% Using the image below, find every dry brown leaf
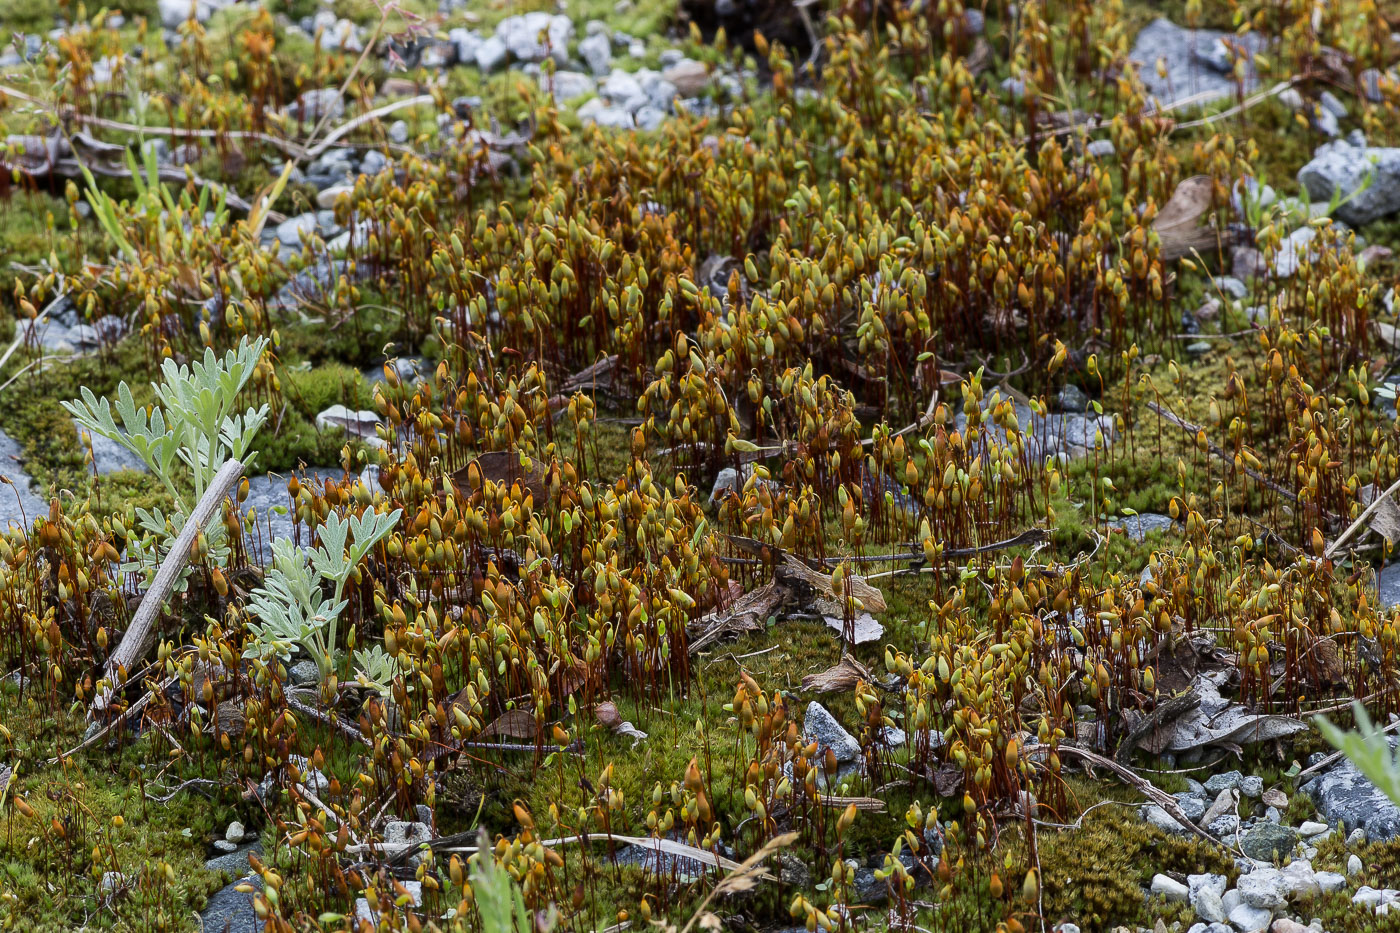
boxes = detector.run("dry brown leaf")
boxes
[1361,482,1400,544]
[451,451,549,504]
[802,656,871,693]
[932,762,964,798]
[782,554,887,613]
[480,709,537,740]
[1153,175,1221,261]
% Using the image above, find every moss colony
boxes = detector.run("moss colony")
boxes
[2,0,1400,931]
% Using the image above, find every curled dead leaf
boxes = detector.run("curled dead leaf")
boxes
[480,709,537,740]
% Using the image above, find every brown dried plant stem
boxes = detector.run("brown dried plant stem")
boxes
[1325,474,1400,559]
[90,458,246,718]
[1146,401,1338,525]
[1032,745,1229,850]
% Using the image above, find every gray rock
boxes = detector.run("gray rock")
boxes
[276,212,319,247]
[1348,827,1367,847]
[449,27,480,65]
[1271,226,1316,278]
[1316,870,1345,893]
[1231,246,1267,280]
[1303,738,1400,841]
[285,88,344,124]
[803,701,861,763]
[384,820,432,866]
[1109,512,1174,541]
[211,839,238,853]
[205,840,262,876]
[389,120,408,144]
[315,405,383,447]
[76,425,149,475]
[634,105,666,131]
[601,70,648,112]
[1278,860,1319,899]
[0,429,44,532]
[200,869,263,933]
[1320,90,1348,119]
[354,880,422,926]
[952,396,1115,462]
[359,150,387,177]
[237,469,339,563]
[1226,902,1271,932]
[543,70,595,100]
[1298,138,1400,226]
[578,33,612,75]
[1195,890,1226,923]
[1214,275,1248,298]
[1348,853,1363,876]
[225,821,245,844]
[577,97,634,129]
[159,0,232,28]
[1206,771,1244,794]
[495,12,572,64]
[474,36,508,72]
[1354,885,1400,911]
[1152,873,1190,902]
[1239,822,1297,862]
[1360,68,1391,102]
[288,660,319,687]
[1143,804,1193,836]
[1056,383,1089,412]
[1085,139,1115,158]
[1240,776,1263,798]
[1130,19,1263,107]
[1237,869,1287,909]
[640,72,678,111]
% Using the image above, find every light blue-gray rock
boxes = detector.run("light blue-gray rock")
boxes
[1152,874,1189,902]
[1271,226,1316,278]
[1226,901,1271,932]
[1109,512,1174,541]
[1237,869,1287,909]
[1303,738,1400,841]
[0,429,44,531]
[578,33,611,76]
[601,70,647,112]
[577,97,634,129]
[803,701,861,763]
[543,70,595,100]
[474,36,508,72]
[1205,771,1243,794]
[275,212,318,247]
[1298,138,1400,226]
[1214,276,1248,299]
[1130,19,1264,107]
[1142,804,1192,836]
[495,12,571,64]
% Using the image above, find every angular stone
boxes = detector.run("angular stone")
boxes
[1237,869,1287,909]
[803,701,861,762]
[1239,823,1297,862]
[1130,19,1264,107]
[1303,738,1400,841]
[1298,138,1400,226]
[1227,902,1272,932]
[1152,873,1190,902]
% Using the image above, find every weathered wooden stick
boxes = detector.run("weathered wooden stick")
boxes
[90,458,246,717]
